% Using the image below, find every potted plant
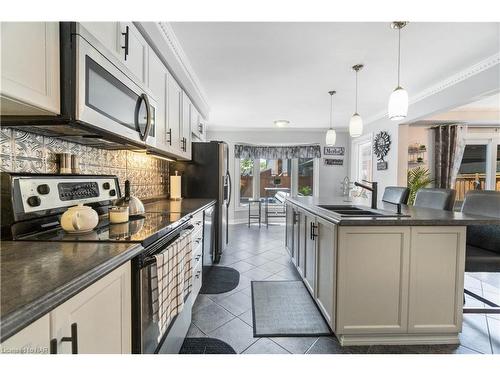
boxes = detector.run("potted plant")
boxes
[407,166,434,205]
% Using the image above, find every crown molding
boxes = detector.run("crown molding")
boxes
[136,22,210,119]
[365,52,500,125]
[207,126,349,133]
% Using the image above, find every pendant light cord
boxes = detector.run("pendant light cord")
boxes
[355,70,358,113]
[329,93,333,130]
[397,27,401,87]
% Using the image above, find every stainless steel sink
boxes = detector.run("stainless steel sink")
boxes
[317,204,406,217]
[318,205,364,211]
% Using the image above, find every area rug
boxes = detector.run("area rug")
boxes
[200,266,240,294]
[179,338,236,354]
[251,280,331,337]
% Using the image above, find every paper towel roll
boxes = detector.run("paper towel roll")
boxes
[170,175,182,200]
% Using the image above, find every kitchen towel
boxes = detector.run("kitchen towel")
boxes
[153,229,193,339]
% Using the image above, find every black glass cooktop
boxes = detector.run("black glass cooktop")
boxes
[17,211,189,245]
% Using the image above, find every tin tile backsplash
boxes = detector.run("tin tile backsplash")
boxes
[0,128,169,200]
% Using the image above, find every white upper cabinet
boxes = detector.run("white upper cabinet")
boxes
[119,22,148,85]
[81,22,148,85]
[79,22,120,57]
[0,22,60,115]
[147,47,167,150]
[166,72,183,155]
[181,92,192,159]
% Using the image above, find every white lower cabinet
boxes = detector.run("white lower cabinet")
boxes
[336,226,411,334]
[1,262,132,354]
[315,217,337,331]
[296,210,306,277]
[407,226,465,333]
[303,212,317,294]
[0,314,51,354]
[51,262,131,354]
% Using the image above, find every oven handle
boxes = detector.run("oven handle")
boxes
[141,93,152,142]
[140,223,195,268]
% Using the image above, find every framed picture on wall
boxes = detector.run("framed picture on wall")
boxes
[324,158,343,166]
[324,146,345,156]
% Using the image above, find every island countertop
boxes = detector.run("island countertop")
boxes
[286,195,500,226]
[0,198,215,343]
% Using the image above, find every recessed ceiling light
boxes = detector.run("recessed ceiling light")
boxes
[274,120,290,128]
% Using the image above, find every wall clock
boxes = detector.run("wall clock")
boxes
[373,131,391,162]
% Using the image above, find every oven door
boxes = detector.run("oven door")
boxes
[74,33,156,146]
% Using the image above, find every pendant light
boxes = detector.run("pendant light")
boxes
[325,90,337,146]
[388,21,409,121]
[349,64,364,138]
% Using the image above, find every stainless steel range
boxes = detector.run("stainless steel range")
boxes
[1,173,197,354]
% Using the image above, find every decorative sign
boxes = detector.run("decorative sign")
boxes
[324,158,343,166]
[324,146,345,156]
[373,131,391,162]
[377,161,388,170]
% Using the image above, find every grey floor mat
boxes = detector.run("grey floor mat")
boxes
[200,266,240,294]
[251,280,331,337]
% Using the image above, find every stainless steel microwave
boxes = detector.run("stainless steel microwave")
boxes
[1,22,157,150]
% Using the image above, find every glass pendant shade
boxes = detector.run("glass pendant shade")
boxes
[325,129,337,146]
[388,86,408,121]
[349,113,363,138]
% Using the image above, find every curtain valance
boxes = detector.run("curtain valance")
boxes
[234,144,321,159]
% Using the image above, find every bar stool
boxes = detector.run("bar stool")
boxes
[414,188,456,211]
[247,199,262,227]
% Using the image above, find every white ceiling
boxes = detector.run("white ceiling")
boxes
[170,22,500,130]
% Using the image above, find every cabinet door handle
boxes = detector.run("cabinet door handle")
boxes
[61,323,78,354]
[50,338,58,354]
[195,255,201,261]
[198,123,203,134]
[167,129,172,145]
[121,25,129,61]
[310,222,318,240]
[195,271,201,279]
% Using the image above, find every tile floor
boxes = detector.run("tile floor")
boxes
[187,222,500,354]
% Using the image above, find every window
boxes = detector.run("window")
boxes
[358,140,373,182]
[455,145,487,202]
[239,158,254,204]
[259,159,291,199]
[497,144,500,191]
[454,129,500,204]
[298,158,314,196]
[237,157,314,205]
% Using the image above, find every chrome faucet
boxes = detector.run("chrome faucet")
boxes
[354,180,378,209]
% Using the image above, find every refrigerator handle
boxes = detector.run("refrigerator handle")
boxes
[226,171,232,207]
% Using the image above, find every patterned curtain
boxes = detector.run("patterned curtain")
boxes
[234,144,321,159]
[433,124,467,189]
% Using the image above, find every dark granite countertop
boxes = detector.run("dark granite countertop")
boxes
[0,198,215,342]
[286,195,500,226]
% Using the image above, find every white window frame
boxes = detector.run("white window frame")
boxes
[235,156,318,208]
[462,129,500,190]
[350,132,373,183]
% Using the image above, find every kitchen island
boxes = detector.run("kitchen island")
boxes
[285,196,499,346]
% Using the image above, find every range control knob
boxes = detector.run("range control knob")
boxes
[37,184,50,195]
[27,196,41,207]
[109,189,116,197]
[103,182,110,190]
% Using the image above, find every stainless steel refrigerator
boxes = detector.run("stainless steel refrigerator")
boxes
[172,141,231,263]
